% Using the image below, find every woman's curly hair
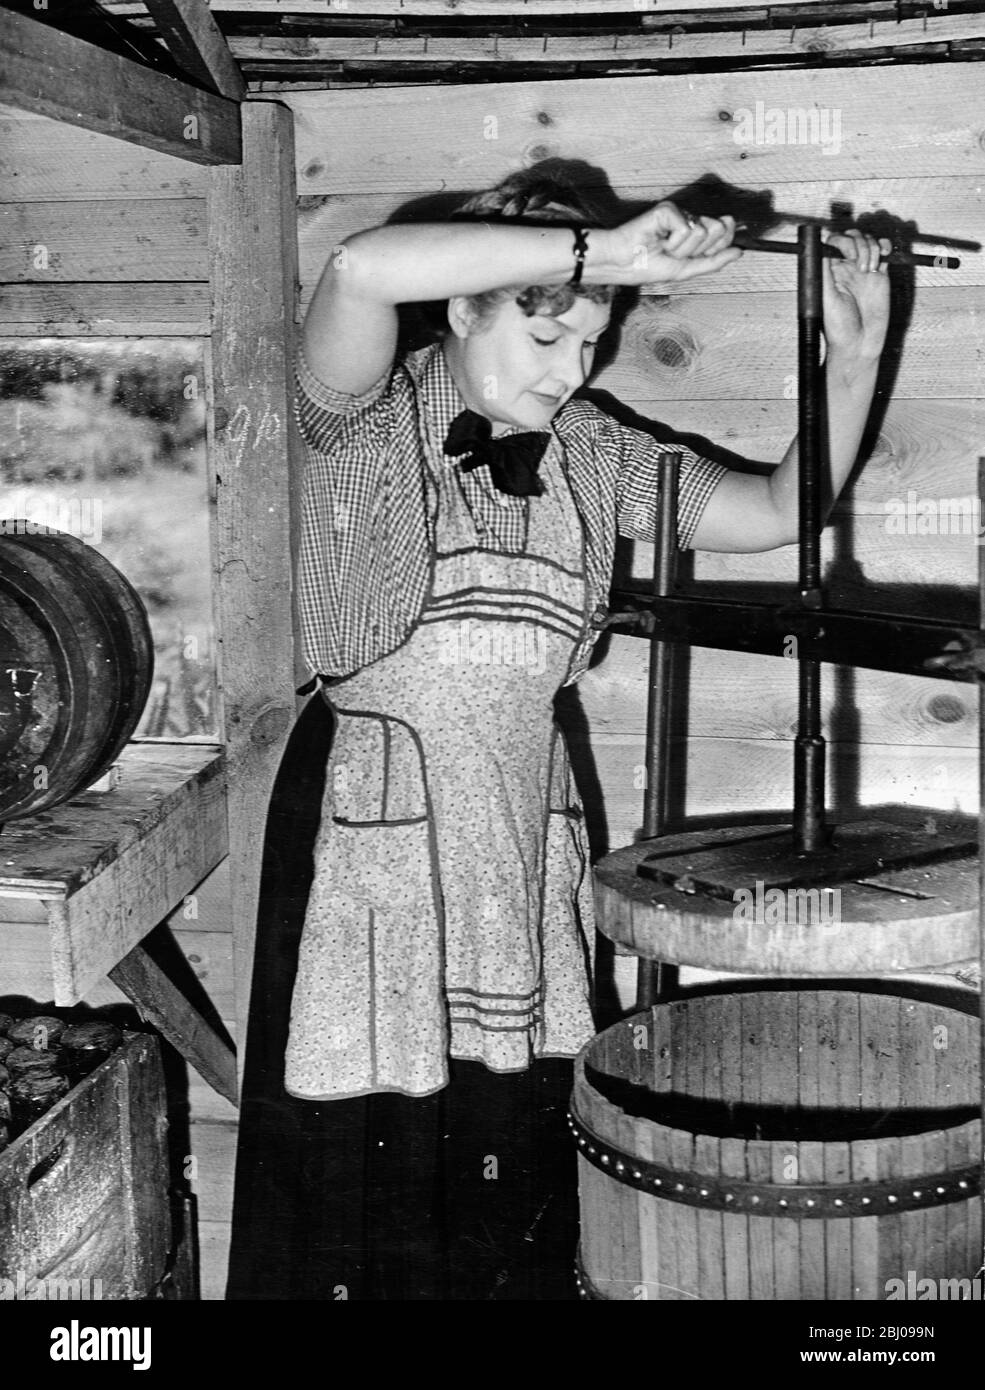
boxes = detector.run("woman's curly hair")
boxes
[450,166,623,325]
[394,161,632,346]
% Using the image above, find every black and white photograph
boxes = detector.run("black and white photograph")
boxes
[1,0,984,1352]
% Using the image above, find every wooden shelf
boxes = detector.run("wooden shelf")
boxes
[0,741,226,1005]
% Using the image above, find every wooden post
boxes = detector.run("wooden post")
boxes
[207,101,303,1075]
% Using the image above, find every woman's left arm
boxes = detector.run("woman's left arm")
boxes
[689,229,892,554]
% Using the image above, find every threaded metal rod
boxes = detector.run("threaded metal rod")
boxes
[978,455,985,1273]
[638,453,680,1010]
[794,224,827,855]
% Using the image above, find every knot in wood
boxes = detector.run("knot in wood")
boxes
[926,693,967,726]
[649,330,699,372]
[249,704,292,748]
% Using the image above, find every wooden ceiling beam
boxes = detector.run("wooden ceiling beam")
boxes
[99,0,924,15]
[143,0,247,98]
[228,13,985,68]
[0,7,241,164]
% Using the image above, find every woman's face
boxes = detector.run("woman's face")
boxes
[445,295,611,436]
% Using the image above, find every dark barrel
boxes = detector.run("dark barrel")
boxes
[0,523,153,822]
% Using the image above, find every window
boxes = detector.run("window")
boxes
[0,338,216,739]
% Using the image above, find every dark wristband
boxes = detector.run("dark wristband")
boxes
[568,227,589,287]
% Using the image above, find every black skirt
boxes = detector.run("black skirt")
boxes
[225,695,580,1301]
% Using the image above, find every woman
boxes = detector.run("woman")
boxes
[228,168,890,1300]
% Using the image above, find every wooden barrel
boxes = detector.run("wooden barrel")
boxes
[570,988,982,1300]
[0,525,153,822]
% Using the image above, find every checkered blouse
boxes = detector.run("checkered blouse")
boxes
[294,340,728,684]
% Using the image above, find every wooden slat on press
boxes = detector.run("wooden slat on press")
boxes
[936,1010,978,1279]
[602,1019,641,1299]
[739,994,770,1300]
[574,1052,605,1290]
[616,1107,642,1300]
[720,995,749,1300]
[796,992,824,1300]
[0,200,208,283]
[577,1152,602,1291]
[823,992,859,1300]
[691,1002,723,1307]
[897,999,932,1283]
[644,1003,668,1097]
[655,1003,685,1298]
[699,994,724,1104]
[853,993,885,1300]
[653,1016,680,1302]
[695,1131,725,1300]
[634,1107,662,1301]
[956,1121,982,1280]
[922,1125,951,1279]
[287,67,985,198]
[671,1124,700,1300]
[767,992,800,1299]
[670,997,690,1098]
[924,1003,957,1278]
[721,1133,750,1301]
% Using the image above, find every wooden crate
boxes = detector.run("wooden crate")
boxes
[0,1032,172,1300]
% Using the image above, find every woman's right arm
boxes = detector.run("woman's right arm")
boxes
[300,209,742,396]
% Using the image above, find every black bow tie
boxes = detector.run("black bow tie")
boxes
[443,408,550,498]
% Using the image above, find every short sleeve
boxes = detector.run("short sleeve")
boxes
[294,346,431,678]
[606,420,729,550]
[293,341,393,451]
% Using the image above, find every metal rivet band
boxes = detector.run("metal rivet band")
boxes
[567,1106,980,1220]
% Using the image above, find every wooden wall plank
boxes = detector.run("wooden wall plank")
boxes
[594,287,985,401]
[0,283,209,335]
[0,106,210,202]
[607,399,985,486]
[680,525,980,614]
[581,641,978,749]
[571,736,978,857]
[197,1217,231,1301]
[0,200,208,283]
[0,8,241,166]
[165,857,233,935]
[286,67,985,196]
[297,178,985,306]
[207,100,304,1067]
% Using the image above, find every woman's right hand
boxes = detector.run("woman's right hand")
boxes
[602,201,743,285]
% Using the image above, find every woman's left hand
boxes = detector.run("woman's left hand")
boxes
[821,228,892,363]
